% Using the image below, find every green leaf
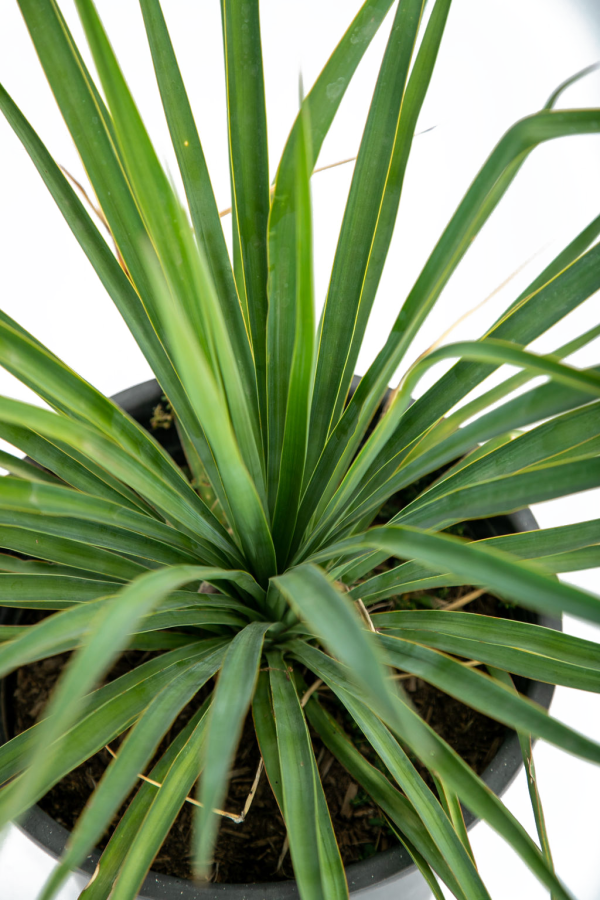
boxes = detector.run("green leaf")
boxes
[252,670,283,809]
[397,458,600,533]
[0,639,223,790]
[302,340,600,555]
[0,420,155,515]
[377,632,600,763]
[72,0,207,350]
[0,573,119,609]
[0,566,231,829]
[0,524,146,581]
[15,0,167,334]
[313,760,348,900]
[291,640,572,900]
[0,477,210,558]
[348,517,600,601]
[271,93,315,564]
[0,582,254,674]
[392,829,449,900]
[230,181,250,330]
[0,627,198,653]
[0,553,118,582]
[0,477,266,601]
[534,546,600,574]
[400,400,600,515]
[544,62,600,110]
[308,0,438,474]
[128,631,197,651]
[374,610,600,681]
[144,260,276,582]
[0,449,60,484]
[366,106,600,396]
[266,0,395,508]
[139,0,259,429]
[40,646,225,900]
[294,0,450,548]
[0,317,225,525]
[320,449,600,585]
[0,599,114,676]
[312,0,454,495]
[8,0,245,518]
[175,417,231,525]
[109,701,212,900]
[0,509,197,567]
[0,82,219,482]
[289,670,348,900]
[135,607,247,633]
[344,365,600,545]
[402,320,600,474]
[274,564,400,727]
[298,143,600,550]
[0,570,260,621]
[304,694,469,900]
[78,695,212,900]
[355,237,600,522]
[326,525,600,625]
[268,650,346,900]
[294,647,489,900]
[195,620,272,875]
[221,0,270,429]
[73,0,267,502]
[488,668,555,885]
[433,776,474,866]
[0,396,238,566]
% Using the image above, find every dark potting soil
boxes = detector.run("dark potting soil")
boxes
[8,590,515,886]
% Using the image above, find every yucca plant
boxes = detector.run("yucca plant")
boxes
[0,0,599,898]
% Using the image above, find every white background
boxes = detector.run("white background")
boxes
[0,0,599,898]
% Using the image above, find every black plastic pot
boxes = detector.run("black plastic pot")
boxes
[0,378,560,899]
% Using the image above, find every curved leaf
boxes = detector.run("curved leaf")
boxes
[0,477,208,557]
[297,142,600,548]
[0,510,196,567]
[291,640,572,900]
[78,695,212,900]
[0,566,234,829]
[139,0,258,428]
[268,650,346,900]
[305,694,469,900]
[0,396,238,565]
[325,525,600,625]
[302,340,600,556]
[221,0,270,427]
[0,524,146,581]
[377,632,600,762]
[0,449,60,484]
[40,647,224,900]
[266,0,395,505]
[0,639,223,789]
[195,621,272,875]
[375,610,600,673]
[347,517,600,601]
[308,0,442,474]
[109,702,211,900]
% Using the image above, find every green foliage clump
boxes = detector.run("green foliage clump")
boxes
[0,1,599,899]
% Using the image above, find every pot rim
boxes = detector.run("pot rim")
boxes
[0,378,560,899]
